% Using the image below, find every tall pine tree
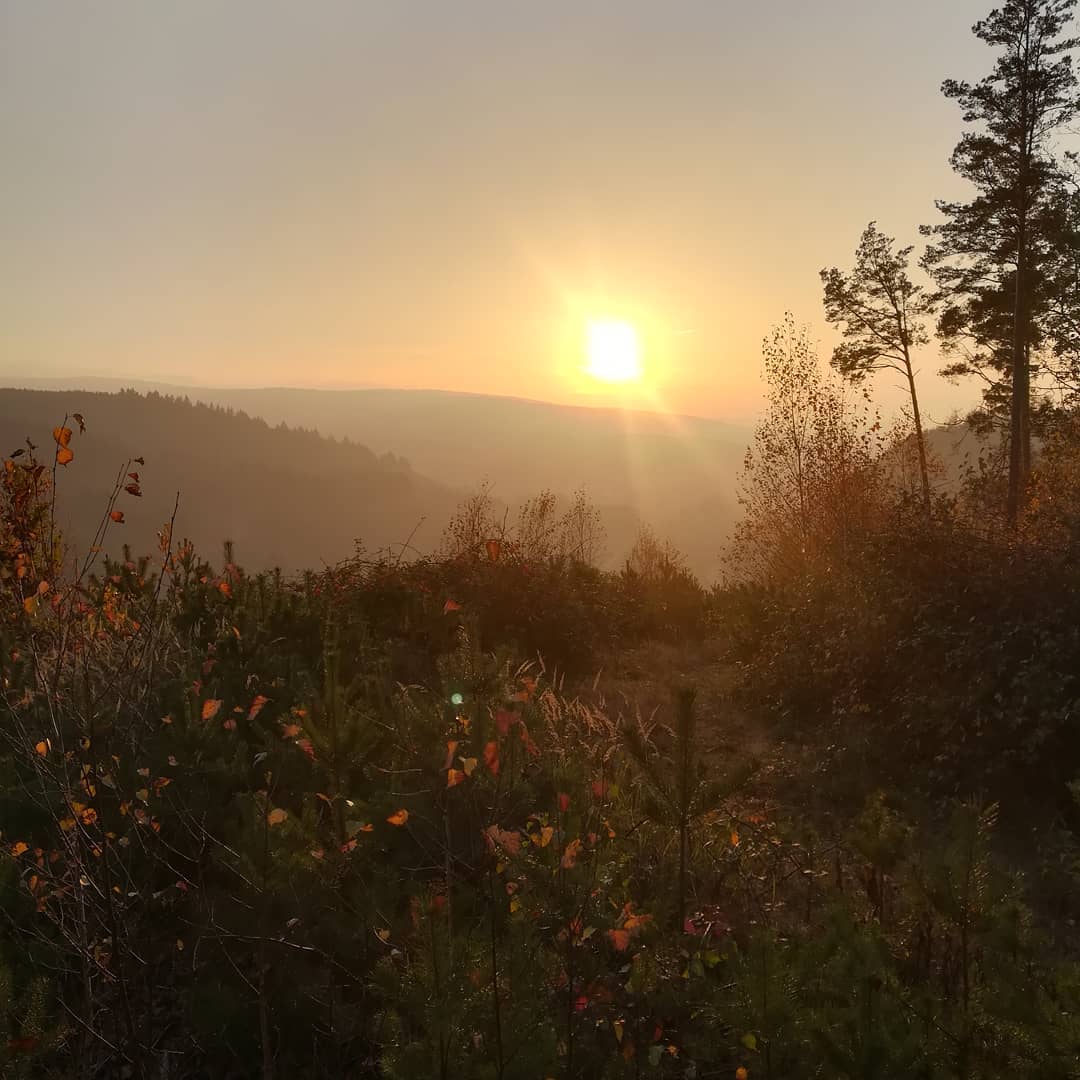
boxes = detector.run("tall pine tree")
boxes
[922,0,1078,522]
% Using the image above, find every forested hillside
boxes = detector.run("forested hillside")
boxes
[0,389,462,571]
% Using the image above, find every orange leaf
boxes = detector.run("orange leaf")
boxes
[267,808,287,826]
[447,768,465,788]
[34,740,48,757]
[736,1069,749,1080]
[485,538,501,562]
[109,510,125,524]
[537,825,554,848]
[443,740,459,770]
[386,808,409,827]
[52,426,72,447]
[201,699,222,721]
[443,599,462,614]
[561,837,583,869]
[80,807,98,826]
[730,830,740,848]
[282,723,302,737]
[295,737,315,760]
[462,756,478,777]
[56,446,74,466]
[608,928,632,952]
[10,841,28,857]
[248,695,269,720]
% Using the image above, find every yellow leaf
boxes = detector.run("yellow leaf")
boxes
[10,841,28,857]
[462,757,478,777]
[267,808,288,826]
[375,928,391,943]
[538,825,554,848]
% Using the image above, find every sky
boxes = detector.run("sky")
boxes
[1,0,994,423]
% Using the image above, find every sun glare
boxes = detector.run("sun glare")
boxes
[585,319,643,383]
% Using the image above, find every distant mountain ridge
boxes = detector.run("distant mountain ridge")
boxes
[12,379,753,579]
[0,388,462,572]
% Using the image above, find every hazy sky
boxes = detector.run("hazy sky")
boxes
[2,1,993,421]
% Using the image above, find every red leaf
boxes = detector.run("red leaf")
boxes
[483,740,500,776]
[558,793,570,812]
[109,510,125,524]
[495,709,514,735]
[201,699,222,721]
[443,599,462,614]
[247,694,269,721]
[124,483,142,497]
[608,928,632,951]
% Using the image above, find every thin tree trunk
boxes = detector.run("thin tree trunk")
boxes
[904,353,932,515]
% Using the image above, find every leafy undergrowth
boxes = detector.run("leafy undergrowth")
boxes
[2,420,1080,1080]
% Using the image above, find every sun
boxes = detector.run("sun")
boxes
[584,319,643,383]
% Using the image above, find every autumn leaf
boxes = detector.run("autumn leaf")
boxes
[443,599,462,614]
[483,740,500,775]
[386,809,409,827]
[282,723,302,737]
[536,825,554,848]
[461,756,478,777]
[217,580,232,599]
[80,807,98,826]
[247,694,268,721]
[736,1068,749,1080]
[10,841,28,857]
[483,824,522,856]
[446,768,465,788]
[495,708,514,735]
[561,837,583,869]
[558,793,570,812]
[124,483,142,497]
[53,426,72,447]
[56,446,74,466]
[375,928,391,944]
[443,739,459,770]
[72,412,86,433]
[485,538,501,562]
[608,928,632,952]
[267,808,288,826]
[34,740,48,757]
[295,738,315,760]
[109,510,125,524]
[201,699,222,721]
[731,830,740,847]
[591,779,609,799]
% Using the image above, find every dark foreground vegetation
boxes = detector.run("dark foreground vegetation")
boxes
[11,1,1080,1076]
